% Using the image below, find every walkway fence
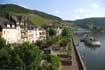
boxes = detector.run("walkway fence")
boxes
[72,38,87,70]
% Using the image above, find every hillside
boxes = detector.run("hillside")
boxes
[73,17,105,30]
[0,4,63,26]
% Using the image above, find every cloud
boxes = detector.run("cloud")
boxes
[74,8,89,13]
[85,14,95,17]
[68,15,82,20]
[91,3,100,8]
[74,16,81,19]
[18,4,29,8]
[54,10,60,14]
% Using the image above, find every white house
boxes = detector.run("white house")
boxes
[55,27,63,36]
[2,25,21,43]
[0,15,47,44]
[27,28,47,43]
[38,28,47,40]
[27,28,39,43]
[0,15,27,44]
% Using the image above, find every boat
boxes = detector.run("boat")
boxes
[80,35,101,46]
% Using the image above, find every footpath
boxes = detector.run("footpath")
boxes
[61,39,79,70]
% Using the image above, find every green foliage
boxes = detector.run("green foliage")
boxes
[47,35,71,48]
[0,4,62,26]
[66,43,71,56]
[0,44,23,70]
[0,41,43,70]
[42,54,60,70]
[47,36,65,46]
[0,37,6,49]
[61,21,73,28]
[14,42,43,70]
[0,38,61,70]
[47,36,57,46]
[36,41,47,49]
[62,28,70,37]
[0,4,77,28]
[59,37,69,47]
[50,55,60,70]
[48,28,57,36]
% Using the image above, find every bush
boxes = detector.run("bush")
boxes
[42,54,60,70]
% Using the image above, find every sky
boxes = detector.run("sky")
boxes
[0,0,105,20]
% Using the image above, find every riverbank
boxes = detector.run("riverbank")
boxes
[72,38,87,70]
[60,38,87,70]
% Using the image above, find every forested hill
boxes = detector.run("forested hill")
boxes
[0,4,63,26]
[73,17,105,30]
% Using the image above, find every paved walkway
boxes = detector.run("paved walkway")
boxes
[61,39,79,70]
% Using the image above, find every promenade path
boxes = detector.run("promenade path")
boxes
[61,39,79,70]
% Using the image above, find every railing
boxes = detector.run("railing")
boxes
[72,38,87,70]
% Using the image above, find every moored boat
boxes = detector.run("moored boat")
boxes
[80,35,101,46]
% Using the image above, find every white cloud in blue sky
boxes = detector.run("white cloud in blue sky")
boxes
[91,3,100,8]
[74,8,89,13]
[54,10,60,14]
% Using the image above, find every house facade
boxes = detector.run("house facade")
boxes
[27,28,47,43]
[0,15,47,44]
[55,27,63,36]
[2,26,21,43]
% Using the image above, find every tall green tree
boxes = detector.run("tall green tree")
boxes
[0,41,43,70]
[62,28,71,37]
[41,54,60,70]
[0,37,6,49]
[14,42,43,70]
[48,28,56,36]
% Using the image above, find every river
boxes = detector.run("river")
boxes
[74,32,105,70]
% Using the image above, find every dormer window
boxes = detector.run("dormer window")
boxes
[16,22,19,25]
[21,22,24,25]
[7,24,10,28]
[12,25,15,28]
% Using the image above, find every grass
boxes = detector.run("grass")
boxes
[0,4,76,27]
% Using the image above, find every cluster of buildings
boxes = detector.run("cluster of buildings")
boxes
[0,15,47,43]
[0,15,63,44]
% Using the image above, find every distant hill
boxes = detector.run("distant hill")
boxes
[0,4,63,26]
[73,17,105,30]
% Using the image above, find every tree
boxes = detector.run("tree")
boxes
[42,54,60,70]
[0,42,43,70]
[48,28,56,36]
[0,44,23,70]
[0,37,6,49]
[14,42,43,70]
[62,28,70,37]
[62,29,68,36]
[50,55,60,70]
[36,41,46,49]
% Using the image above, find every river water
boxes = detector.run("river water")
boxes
[74,32,105,70]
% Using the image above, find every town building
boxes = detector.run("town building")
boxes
[0,15,22,43]
[0,15,47,44]
[55,27,63,36]
[27,27,46,43]
[2,26,21,43]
